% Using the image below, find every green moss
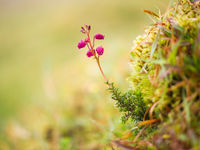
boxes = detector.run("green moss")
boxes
[111,0,200,149]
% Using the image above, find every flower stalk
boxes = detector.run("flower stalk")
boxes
[77,24,108,82]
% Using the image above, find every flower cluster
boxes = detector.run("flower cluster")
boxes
[77,25,105,58]
[77,25,108,82]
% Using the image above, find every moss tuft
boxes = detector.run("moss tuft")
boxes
[111,0,200,149]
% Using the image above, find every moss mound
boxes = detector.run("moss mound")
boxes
[112,0,200,149]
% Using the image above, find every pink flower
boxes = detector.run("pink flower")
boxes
[77,40,86,49]
[96,46,104,55]
[94,34,104,40]
[86,50,94,57]
[84,38,90,43]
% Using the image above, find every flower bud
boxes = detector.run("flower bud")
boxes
[81,26,85,30]
[77,40,86,49]
[85,24,91,31]
[80,30,86,34]
[84,38,90,43]
[94,34,104,40]
[86,50,94,57]
[96,46,104,55]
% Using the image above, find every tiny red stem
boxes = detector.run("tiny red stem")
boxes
[96,58,108,82]
[86,31,108,82]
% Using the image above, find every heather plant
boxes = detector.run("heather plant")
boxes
[77,25,147,123]
[78,0,200,149]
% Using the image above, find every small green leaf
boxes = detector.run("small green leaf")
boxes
[173,24,184,33]
[130,51,135,58]
[183,91,191,125]
[150,30,160,59]
[168,39,182,65]
[158,25,171,37]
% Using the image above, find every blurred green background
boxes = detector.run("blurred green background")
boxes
[0,0,168,149]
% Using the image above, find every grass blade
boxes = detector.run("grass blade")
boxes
[150,30,160,59]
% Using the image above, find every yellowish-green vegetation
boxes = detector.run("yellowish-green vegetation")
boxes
[110,0,200,149]
[5,0,200,149]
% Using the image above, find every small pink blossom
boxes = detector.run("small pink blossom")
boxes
[96,46,104,55]
[86,50,94,57]
[84,38,90,43]
[94,34,104,40]
[77,25,108,81]
[77,40,86,49]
